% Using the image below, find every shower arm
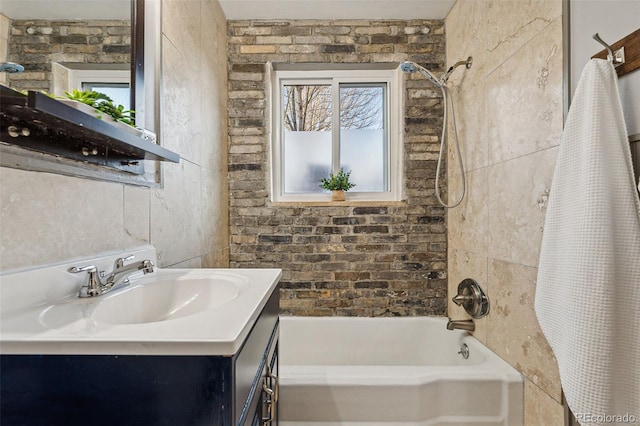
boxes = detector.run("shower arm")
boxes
[439,57,473,84]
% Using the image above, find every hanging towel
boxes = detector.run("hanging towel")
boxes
[535,59,640,424]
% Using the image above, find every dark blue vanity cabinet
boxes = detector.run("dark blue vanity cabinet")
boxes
[236,289,279,426]
[0,288,279,426]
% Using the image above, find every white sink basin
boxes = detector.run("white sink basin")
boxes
[0,247,281,356]
[39,272,248,328]
[91,276,244,324]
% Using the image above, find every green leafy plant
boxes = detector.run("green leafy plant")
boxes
[94,101,136,126]
[319,169,356,191]
[63,89,135,127]
[64,89,111,105]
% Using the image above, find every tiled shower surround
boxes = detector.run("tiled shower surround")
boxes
[445,0,565,423]
[227,19,449,316]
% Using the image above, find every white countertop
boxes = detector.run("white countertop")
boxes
[0,247,281,356]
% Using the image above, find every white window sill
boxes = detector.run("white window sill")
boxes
[270,200,406,207]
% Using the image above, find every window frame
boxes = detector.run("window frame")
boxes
[270,67,403,203]
[72,69,131,110]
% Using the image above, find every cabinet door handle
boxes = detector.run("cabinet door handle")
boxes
[262,380,275,425]
[267,367,278,404]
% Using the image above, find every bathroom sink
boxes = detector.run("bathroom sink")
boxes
[39,272,248,328]
[0,247,281,355]
[91,276,244,324]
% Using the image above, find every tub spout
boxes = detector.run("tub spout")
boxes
[446,318,475,331]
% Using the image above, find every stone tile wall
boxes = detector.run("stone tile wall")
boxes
[6,19,130,92]
[227,19,449,316]
[445,0,565,424]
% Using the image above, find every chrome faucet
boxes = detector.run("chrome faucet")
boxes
[68,255,154,298]
[446,318,475,332]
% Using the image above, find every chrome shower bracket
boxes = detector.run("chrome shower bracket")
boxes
[452,278,490,319]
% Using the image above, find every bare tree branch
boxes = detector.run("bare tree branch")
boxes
[283,84,383,132]
[340,87,383,130]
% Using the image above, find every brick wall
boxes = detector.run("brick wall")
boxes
[228,19,448,316]
[7,19,130,92]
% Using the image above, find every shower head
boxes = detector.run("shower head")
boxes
[399,61,418,73]
[400,57,473,88]
[399,61,442,89]
[0,62,25,73]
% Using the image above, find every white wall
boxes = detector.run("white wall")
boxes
[569,0,640,134]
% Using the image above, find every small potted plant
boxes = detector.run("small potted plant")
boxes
[319,169,356,201]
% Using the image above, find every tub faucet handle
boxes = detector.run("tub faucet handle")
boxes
[452,278,490,319]
[452,294,473,305]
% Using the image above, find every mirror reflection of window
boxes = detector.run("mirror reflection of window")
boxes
[51,63,131,108]
[81,82,130,111]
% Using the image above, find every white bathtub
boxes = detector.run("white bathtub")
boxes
[279,316,523,426]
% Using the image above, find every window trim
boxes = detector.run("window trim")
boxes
[69,69,130,93]
[270,66,403,203]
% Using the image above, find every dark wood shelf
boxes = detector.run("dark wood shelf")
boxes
[0,85,178,175]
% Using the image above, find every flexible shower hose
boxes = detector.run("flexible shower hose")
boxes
[435,85,466,208]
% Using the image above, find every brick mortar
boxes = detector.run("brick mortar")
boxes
[228,19,447,317]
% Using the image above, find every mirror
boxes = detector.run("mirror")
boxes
[1,0,132,107]
[0,0,169,186]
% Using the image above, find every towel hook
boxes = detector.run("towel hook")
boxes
[592,33,625,67]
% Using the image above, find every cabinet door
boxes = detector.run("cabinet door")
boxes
[241,323,278,426]
[236,291,279,425]
[268,343,278,426]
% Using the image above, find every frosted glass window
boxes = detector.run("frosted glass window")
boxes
[284,131,331,193]
[272,68,400,202]
[340,85,386,192]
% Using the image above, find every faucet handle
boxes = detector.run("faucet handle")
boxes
[140,259,155,274]
[67,264,98,274]
[452,294,474,306]
[452,279,490,319]
[114,254,135,270]
[68,265,102,297]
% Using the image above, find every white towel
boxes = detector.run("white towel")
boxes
[535,59,640,423]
